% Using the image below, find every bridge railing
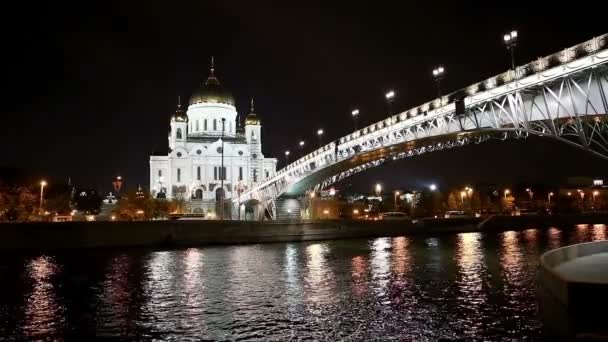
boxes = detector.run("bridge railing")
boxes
[239,33,607,203]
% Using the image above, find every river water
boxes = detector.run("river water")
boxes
[0,224,605,341]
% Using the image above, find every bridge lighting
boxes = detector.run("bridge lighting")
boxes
[429,184,437,191]
[317,129,324,147]
[351,109,360,130]
[432,66,445,98]
[503,30,519,70]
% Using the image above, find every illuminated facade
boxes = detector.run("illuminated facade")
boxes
[149,62,277,216]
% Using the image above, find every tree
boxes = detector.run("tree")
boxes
[447,192,459,211]
[0,185,37,222]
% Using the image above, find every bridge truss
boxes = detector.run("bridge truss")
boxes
[235,34,608,219]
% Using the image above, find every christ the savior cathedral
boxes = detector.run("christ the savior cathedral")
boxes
[149,61,277,217]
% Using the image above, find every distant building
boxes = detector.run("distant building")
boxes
[149,61,277,216]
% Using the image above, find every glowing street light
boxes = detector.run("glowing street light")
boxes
[503,30,519,70]
[429,184,437,191]
[375,183,382,196]
[285,150,290,165]
[351,109,360,130]
[432,66,445,98]
[526,188,534,200]
[394,191,400,209]
[593,190,600,202]
[548,192,554,205]
[39,180,47,215]
[504,189,510,199]
[385,90,395,115]
[317,128,324,147]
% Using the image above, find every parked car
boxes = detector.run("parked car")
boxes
[444,210,470,218]
[381,212,409,220]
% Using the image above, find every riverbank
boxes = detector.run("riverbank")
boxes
[1,213,608,250]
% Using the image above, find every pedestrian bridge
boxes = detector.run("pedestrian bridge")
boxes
[235,33,608,219]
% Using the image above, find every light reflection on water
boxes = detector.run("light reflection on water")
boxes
[0,225,607,340]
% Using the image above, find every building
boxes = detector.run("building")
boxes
[149,61,277,217]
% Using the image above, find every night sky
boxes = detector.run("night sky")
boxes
[2,1,607,193]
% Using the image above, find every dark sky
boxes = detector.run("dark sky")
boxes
[2,1,607,193]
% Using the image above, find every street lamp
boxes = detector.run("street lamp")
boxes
[317,129,324,148]
[429,184,437,191]
[593,190,599,203]
[526,188,534,200]
[351,109,360,130]
[285,150,290,165]
[394,191,400,209]
[504,189,510,199]
[548,192,554,205]
[375,183,382,197]
[385,90,395,115]
[503,30,519,71]
[432,66,445,98]
[39,180,47,215]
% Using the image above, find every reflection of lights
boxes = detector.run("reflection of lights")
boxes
[547,227,562,249]
[455,232,486,337]
[305,243,334,305]
[371,238,391,300]
[24,256,62,338]
[351,256,367,297]
[592,224,606,241]
[392,236,410,277]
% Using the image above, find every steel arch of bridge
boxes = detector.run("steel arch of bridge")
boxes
[235,34,608,219]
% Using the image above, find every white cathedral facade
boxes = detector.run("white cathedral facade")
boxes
[149,63,277,217]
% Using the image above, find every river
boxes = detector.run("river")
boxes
[0,224,606,341]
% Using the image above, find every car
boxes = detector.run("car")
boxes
[381,212,409,220]
[444,210,469,218]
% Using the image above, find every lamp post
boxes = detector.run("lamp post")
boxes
[504,189,510,199]
[317,129,324,148]
[39,180,47,215]
[548,192,554,205]
[394,191,400,209]
[503,30,519,71]
[432,66,445,98]
[385,90,395,115]
[299,140,305,157]
[593,190,599,202]
[284,150,290,166]
[351,109,360,130]
[460,191,466,208]
[220,118,226,220]
[375,183,382,197]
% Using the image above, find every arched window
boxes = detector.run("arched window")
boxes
[204,119,207,130]
[176,128,182,139]
[196,120,199,131]
[213,119,217,131]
